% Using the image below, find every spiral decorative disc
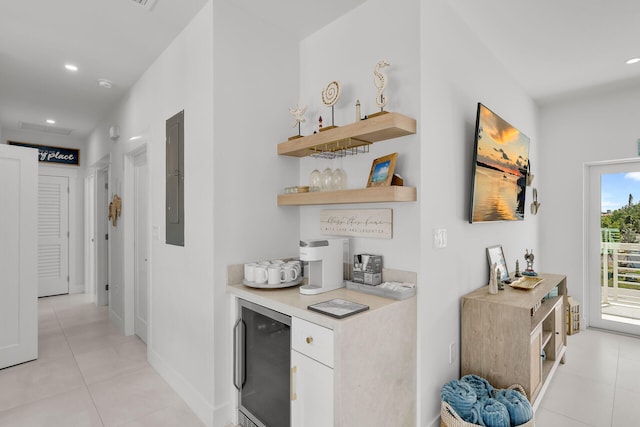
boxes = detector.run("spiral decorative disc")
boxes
[321,81,341,107]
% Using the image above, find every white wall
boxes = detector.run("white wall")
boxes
[2,129,86,294]
[212,0,300,423]
[86,1,215,424]
[539,84,640,323]
[420,1,539,425]
[297,0,421,271]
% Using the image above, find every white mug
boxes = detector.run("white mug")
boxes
[286,260,301,276]
[282,265,299,282]
[244,263,257,282]
[268,266,285,285]
[254,265,269,284]
[270,259,285,265]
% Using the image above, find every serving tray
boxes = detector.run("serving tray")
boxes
[242,276,303,289]
[509,276,544,290]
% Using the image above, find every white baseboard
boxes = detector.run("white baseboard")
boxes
[108,308,124,334]
[148,347,215,427]
[214,401,232,427]
[70,283,85,294]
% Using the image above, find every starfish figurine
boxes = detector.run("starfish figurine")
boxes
[288,104,307,128]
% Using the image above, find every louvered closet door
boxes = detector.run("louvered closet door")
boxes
[38,175,69,297]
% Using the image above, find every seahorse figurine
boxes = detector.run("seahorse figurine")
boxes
[374,60,390,109]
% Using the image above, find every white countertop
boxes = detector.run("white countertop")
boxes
[226,264,416,329]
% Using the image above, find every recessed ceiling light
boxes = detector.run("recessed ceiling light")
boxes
[64,64,78,71]
[97,79,113,89]
[46,119,56,124]
[626,57,640,65]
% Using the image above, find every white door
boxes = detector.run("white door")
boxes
[96,169,109,306]
[291,350,333,427]
[38,175,70,297]
[0,145,38,368]
[134,152,149,343]
[587,160,640,336]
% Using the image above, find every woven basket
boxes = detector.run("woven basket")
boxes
[440,384,535,427]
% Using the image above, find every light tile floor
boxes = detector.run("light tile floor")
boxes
[0,293,204,427]
[4,294,639,427]
[537,328,640,426]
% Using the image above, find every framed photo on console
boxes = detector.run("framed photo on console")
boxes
[486,245,509,282]
[367,152,398,187]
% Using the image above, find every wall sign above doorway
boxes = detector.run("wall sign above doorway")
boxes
[8,141,80,166]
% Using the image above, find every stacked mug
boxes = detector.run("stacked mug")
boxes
[244,260,302,286]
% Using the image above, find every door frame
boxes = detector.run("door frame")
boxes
[86,154,111,307]
[39,165,78,293]
[584,158,640,336]
[124,142,151,340]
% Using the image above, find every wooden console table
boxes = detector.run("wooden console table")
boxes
[461,273,567,409]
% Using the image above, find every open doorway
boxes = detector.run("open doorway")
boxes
[587,159,640,336]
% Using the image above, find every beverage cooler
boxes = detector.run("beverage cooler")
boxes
[234,299,291,427]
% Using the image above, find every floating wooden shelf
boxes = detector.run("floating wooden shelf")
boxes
[277,112,416,158]
[277,186,417,206]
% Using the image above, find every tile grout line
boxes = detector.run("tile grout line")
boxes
[51,298,107,427]
[610,342,621,427]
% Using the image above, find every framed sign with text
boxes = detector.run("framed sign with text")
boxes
[320,209,392,239]
[8,141,80,166]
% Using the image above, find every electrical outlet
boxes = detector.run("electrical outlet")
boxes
[449,342,457,365]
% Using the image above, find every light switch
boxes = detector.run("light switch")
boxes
[433,228,447,249]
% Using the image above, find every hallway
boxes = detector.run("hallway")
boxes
[0,294,203,427]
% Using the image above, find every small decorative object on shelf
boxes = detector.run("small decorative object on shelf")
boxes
[488,262,498,294]
[321,80,341,130]
[515,259,521,277]
[367,153,398,187]
[523,249,538,276]
[288,101,307,140]
[355,99,361,122]
[309,168,321,192]
[318,115,323,131]
[372,60,390,116]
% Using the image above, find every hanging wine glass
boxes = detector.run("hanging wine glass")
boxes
[332,152,347,190]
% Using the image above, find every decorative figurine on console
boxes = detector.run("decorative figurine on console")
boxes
[514,259,522,278]
[488,262,499,295]
[523,249,538,276]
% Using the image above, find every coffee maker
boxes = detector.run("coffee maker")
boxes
[299,238,348,295]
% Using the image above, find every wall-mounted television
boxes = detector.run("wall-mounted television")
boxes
[469,103,530,223]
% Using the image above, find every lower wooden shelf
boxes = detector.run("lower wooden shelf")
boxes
[277,186,417,206]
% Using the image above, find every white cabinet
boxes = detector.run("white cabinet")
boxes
[291,350,333,427]
[291,317,334,427]
[227,275,417,426]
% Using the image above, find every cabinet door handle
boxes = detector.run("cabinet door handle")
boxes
[306,336,313,344]
[233,319,246,391]
[291,366,297,401]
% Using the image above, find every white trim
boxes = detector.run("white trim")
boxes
[109,307,124,332]
[584,160,640,336]
[123,142,149,338]
[148,348,215,427]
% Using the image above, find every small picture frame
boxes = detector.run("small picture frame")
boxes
[486,245,509,282]
[367,152,398,187]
